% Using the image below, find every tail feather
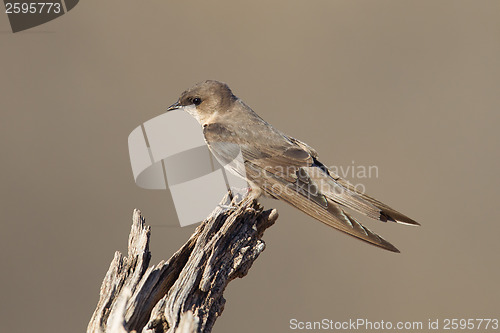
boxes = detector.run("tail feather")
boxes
[335,176,420,226]
[255,169,400,252]
[303,165,419,226]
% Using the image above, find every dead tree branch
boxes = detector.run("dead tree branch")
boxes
[87,194,278,333]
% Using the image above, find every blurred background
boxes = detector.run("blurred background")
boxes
[1,1,499,332]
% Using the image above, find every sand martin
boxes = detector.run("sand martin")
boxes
[167,80,419,252]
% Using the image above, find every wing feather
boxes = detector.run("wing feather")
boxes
[203,123,417,251]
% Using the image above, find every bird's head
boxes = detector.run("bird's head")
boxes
[167,80,237,124]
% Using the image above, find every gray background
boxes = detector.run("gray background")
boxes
[1,1,499,332]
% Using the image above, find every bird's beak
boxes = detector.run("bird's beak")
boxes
[166,101,181,112]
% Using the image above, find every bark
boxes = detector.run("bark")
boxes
[87,194,278,333]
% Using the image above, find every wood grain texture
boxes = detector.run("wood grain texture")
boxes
[87,194,278,333]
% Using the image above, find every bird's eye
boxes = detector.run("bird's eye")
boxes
[192,97,202,106]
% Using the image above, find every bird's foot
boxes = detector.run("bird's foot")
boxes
[218,187,252,211]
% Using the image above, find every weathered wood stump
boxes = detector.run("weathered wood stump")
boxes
[87,194,278,333]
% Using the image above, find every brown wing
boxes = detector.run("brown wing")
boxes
[285,137,419,226]
[204,123,416,252]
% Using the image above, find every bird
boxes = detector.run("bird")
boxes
[166,80,419,252]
